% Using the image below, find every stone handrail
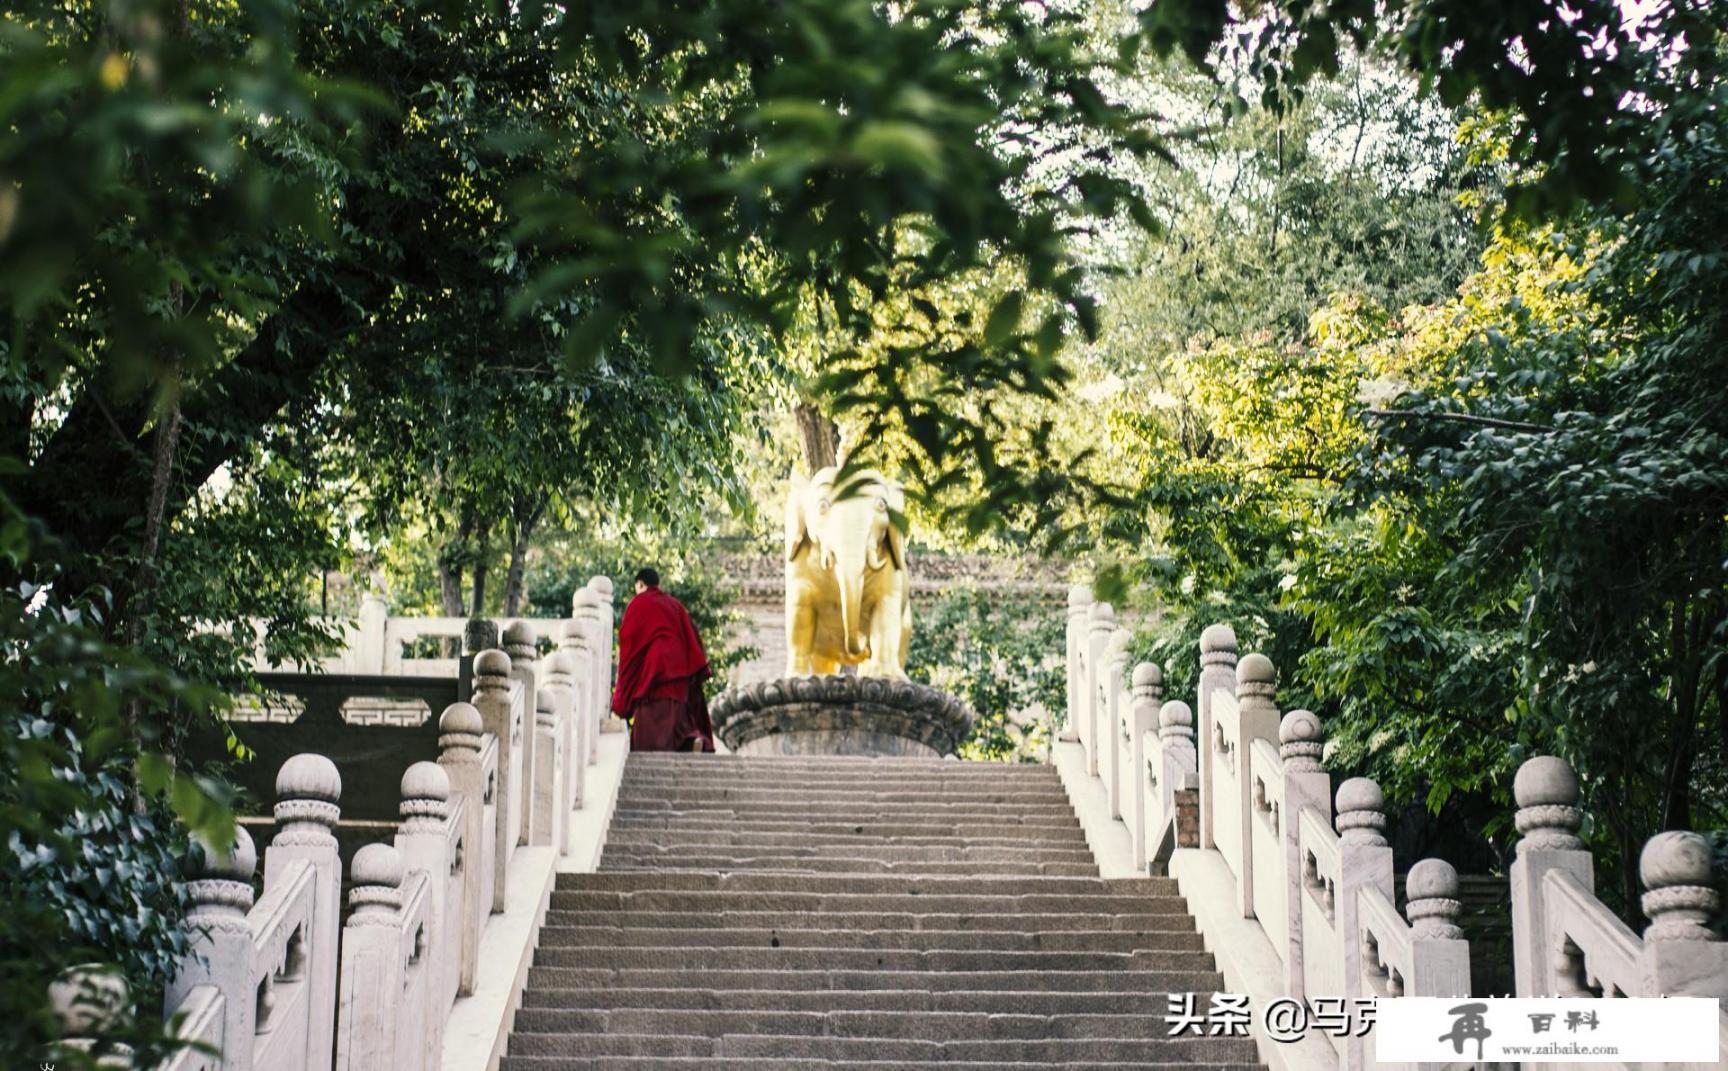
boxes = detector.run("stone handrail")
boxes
[161,985,225,1071]
[1508,756,1728,1070]
[142,575,618,1071]
[336,845,432,1070]
[1062,578,1728,1071]
[240,575,617,682]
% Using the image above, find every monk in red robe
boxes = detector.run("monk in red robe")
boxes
[610,567,716,752]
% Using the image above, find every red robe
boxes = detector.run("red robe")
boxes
[610,586,715,751]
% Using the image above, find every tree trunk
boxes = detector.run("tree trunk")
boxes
[501,499,544,617]
[436,511,474,656]
[794,400,840,474]
[470,524,492,617]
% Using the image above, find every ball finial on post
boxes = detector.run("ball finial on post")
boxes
[1513,755,1584,854]
[439,701,484,757]
[1278,709,1325,773]
[1335,777,1388,846]
[1639,831,1721,943]
[1158,700,1195,751]
[1200,623,1237,662]
[473,648,511,691]
[1089,601,1116,634]
[1067,583,1092,615]
[503,620,538,662]
[187,825,258,916]
[1405,858,1465,939]
[1132,661,1162,703]
[274,753,341,832]
[348,843,405,916]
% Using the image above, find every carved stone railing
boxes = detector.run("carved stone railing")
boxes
[240,576,617,684]
[1060,578,1728,1071]
[1508,755,1728,1068]
[141,582,614,1071]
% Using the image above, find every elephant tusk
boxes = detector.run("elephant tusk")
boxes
[866,539,886,572]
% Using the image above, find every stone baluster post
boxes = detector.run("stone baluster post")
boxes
[166,828,258,1071]
[503,621,539,845]
[1638,831,1728,999]
[1334,777,1393,1070]
[335,845,406,1071]
[1509,755,1592,996]
[530,688,564,849]
[543,651,582,843]
[459,619,498,703]
[1278,708,1330,997]
[1129,662,1162,869]
[1160,701,1200,853]
[1104,627,1133,818]
[472,649,518,911]
[1233,653,1282,919]
[393,763,451,1069]
[437,702,486,994]
[588,574,615,699]
[1197,624,1237,851]
[355,591,389,674]
[1083,602,1115,777]
[266,755,342,1071]
[1405,858,1471,996]
[566,614,601,773]
[572,587,608,750]
[1062,584,1092,744]
[583,576,617,742]
[50,965,133,1069]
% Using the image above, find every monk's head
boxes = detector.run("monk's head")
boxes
[634,566,660,594]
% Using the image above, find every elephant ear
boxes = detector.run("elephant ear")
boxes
[785,471,811,562]
[883,482,907,570]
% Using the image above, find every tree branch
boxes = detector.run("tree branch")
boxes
[1364,408,1552,433]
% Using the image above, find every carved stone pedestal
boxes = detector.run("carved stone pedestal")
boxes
[708,675,974,757]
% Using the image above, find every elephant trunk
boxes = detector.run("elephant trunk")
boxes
[835,542,870,660]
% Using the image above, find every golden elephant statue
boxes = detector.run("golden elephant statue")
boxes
[784,467,911,678]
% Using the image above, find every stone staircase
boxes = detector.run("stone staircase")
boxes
[502,752,1263,1070]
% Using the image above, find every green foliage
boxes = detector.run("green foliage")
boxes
[907,587,1067,762]
[1136,0,1727,215]
[0,574,233,1065]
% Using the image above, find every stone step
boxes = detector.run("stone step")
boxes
[529,946,1221,972]
[615,773,1057,791]
[519,986,1206,1014]
[600,844,1098,864]
[512,1007,1190,1040]
[554,872,1173,895]
[597,860,1101,877]
[507,1032,1260,1063]
[549,889,1190,915]
[594,846,1085,860]
[510,751,1255,1070]
[537,927,1208,953]
[602,830,1091,851]
[612,795,1076,811]
[605,816,1084,837]
[540,911,1197,934]
[611,802,1080,819]
[614,785,1073,801]
[504,1060,1262,1071]
[622,755,1058,772]
[523,968,1228,994]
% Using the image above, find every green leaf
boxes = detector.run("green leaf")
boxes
[984,290,1024,347]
